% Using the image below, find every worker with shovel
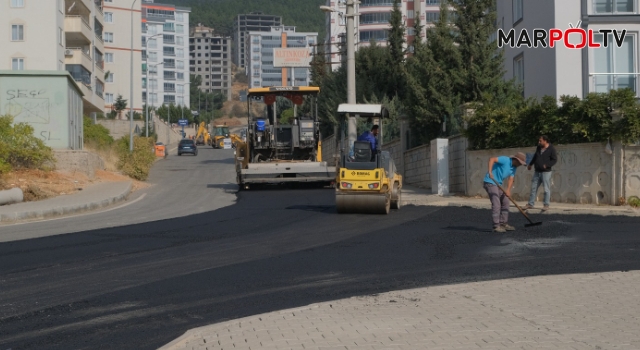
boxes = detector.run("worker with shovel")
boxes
[483,153,527,232]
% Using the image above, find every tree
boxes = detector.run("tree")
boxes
[114,95,128,120]
[387,0,407,98]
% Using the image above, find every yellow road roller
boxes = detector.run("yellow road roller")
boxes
[335,104,402,214]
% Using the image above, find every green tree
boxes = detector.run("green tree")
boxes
[387,0,406,98]
[114,94,128,119]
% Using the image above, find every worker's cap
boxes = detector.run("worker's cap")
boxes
[511,152,527,166]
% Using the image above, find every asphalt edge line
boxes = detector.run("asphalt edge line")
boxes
[0,181,133,224]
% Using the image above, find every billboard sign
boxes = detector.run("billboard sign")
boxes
[273,48,312,68]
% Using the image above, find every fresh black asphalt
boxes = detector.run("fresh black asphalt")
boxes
[1,147,639,350]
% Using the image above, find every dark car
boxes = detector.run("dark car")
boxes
[178,139,198,156]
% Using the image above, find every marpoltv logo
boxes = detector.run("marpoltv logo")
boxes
[497,21,628,49]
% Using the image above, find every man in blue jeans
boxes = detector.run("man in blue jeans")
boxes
[483,152,527,233]
[525,135,557,212]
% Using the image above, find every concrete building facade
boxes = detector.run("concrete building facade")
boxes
[141,0,190,110]
[233,12,282,69]
[1,0,105,115]
[323,0,438,70]
[189,25,233,101]
[102,0,142,118]
[496,0,640,100]
[247,26,318,88]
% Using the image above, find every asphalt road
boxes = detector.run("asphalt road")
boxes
[1,148,640,350]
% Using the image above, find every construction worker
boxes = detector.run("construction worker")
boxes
[483,152,527,233]
[357,125,380,156]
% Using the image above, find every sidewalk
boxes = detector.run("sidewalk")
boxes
[160,270,640,350]
[0,181,132,224]
[401,185,640,217]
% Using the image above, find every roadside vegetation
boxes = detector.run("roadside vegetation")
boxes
[0,115,54,174]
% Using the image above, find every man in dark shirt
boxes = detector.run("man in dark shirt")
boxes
[525,135,557,211]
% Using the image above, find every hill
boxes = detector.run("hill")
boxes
[158,0,326,41]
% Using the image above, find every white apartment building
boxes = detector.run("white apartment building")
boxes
[497,0,640,100]
[141,1,190,109]
[103,0,142,118]
[323,0,438,70]
[189,25,233,101]
[233,12,282,69]
[247,26,318,88]
[1,0,105,115]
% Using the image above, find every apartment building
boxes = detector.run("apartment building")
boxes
[141,1,191,109]
[496,0,640,100]
[323,0,436,70]
[102,0,142,118]
[189,25,232,101]
[247,26,317,88]
[1,0,105,115]
[233,12,282,68]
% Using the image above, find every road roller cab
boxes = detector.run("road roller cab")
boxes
[335,104,402,214]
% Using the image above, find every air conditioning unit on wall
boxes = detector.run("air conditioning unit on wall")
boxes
[64,49,74,56]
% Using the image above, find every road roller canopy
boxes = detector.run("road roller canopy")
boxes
[248,86,320,105]
[337,104,389,119]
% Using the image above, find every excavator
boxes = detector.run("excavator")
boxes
[194,122,211,146]
[210,124,243,149]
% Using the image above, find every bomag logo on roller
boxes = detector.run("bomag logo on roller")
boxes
[351,171,371,176]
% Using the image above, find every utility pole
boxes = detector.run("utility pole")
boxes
[129,0,138,152]
[345,0,357,150]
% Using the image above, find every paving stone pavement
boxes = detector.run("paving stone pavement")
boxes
[159,270,640,350]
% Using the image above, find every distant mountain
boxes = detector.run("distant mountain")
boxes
[159,0,326,40]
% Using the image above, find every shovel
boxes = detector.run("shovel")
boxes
[494,183,543,227]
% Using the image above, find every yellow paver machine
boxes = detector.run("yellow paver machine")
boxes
[334,104,402,214]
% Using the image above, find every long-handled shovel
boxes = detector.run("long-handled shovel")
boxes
[495,183,543,227]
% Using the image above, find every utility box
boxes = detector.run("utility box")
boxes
[0,71,84,150]
[430,138,449,196]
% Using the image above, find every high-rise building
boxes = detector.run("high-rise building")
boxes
[189,25,233,101]
[103,0,142,118]
[247,26,317,88]
[496,0,640,100]
[1,0,106,115]
[323,0,437,70]
[141,1,190,110]
[233,12,282,69]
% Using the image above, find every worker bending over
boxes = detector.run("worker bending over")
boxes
[357,125,380,157]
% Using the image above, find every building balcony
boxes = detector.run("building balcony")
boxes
[65,48,93,72]
[65,16,93,45]
[590,73,640,97]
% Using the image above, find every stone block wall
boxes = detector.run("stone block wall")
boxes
[382,139,403,175]
[153,116,184,147]
[403,145,431,189]
[53,150,105,179]
[97,120,145,140]
[448,135,468,194]
[321,134,338,166]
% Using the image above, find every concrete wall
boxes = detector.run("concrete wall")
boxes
[53,150,105,179]
[321,133,338,166]
[624,146,640,199]
[0,71,84,149]
[382,139,403,176]
[466,143,615,204]
[153,115,184,147]
[448,135,468,194]
[97,119,145,140]
[403,144,430,189]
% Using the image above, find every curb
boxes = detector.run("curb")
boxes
[0,182,133,224]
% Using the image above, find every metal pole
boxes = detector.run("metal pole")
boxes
[346,0,357,150]
[167,104,170,147]
[145,57,149,137]
[129,0,138,152]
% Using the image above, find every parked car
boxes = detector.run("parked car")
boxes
[178,139,198,156]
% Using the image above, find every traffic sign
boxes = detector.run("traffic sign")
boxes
[178,119,188,126]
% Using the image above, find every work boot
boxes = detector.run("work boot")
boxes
[541,205,549,212]
[524,204,534,210]
[502,224,516,231]
[493,226,506,233]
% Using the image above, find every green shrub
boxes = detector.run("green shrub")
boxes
[629,196,640,208]
[115,136,156,180]
[83,117,114,149]
[0,115,54,173]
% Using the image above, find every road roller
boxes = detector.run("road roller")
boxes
[334,104,402,214]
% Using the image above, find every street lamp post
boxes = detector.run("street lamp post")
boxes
[321,0,358,153]
[145,34,163,137]
[177,82,190,139]
[129,0,138,152]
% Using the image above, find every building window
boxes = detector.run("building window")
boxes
[512,0,523,24]
[163,22,175,32]
[360,12,391,24]
[105,93,114,104]
[175,12,183,22]
[592,33,636,94]
[513,54,524,88]
[406,10,415,19]
[104,32,113,43]
[176,24,184,34]
[594,0,634,13]
[360,0,394,6]
[12,58,24,70]
[10,0,24,7]
[11,24,24,41]
[105,52,114,63]
[106,73,114,83]
[104,12,113,23]
[426,12,440,23]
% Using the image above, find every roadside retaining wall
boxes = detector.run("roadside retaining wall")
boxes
[382,139,403,176]
[448,135,468,194]
[321,134,338,166]
[53,150,105,179]
[97,120,145,140]
[624,145,640,200]
[403,144,431,189]
[153,116,183,147]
